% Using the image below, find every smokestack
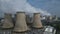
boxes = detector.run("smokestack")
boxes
[2,13,14,28]
[32,13,43,28]
[13,12,29,32]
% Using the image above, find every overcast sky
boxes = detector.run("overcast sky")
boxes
[0,0,60,17]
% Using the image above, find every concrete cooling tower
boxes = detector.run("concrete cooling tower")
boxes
[13,12,29,32]
[2,13,14,29]
[32,13,43,28]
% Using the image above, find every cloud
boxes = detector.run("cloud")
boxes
[25,3,51,16]
[0,0,51,16]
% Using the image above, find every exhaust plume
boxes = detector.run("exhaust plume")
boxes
[0,0,51,16]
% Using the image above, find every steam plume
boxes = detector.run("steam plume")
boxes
[0,0,51,16]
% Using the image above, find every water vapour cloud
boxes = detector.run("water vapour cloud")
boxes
[0,0,51,16]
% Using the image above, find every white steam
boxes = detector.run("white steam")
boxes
[0,0,51,16]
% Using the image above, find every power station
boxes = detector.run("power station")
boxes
[0,11,59,34]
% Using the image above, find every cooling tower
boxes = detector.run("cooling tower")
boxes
[2,13,14,28]
[49,16,53,20]
[32,13,43,28]
[13,12,28,32]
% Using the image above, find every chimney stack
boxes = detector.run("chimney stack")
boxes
[13,12,28,32]
[32,13,43,28]
[2,13,14,28]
